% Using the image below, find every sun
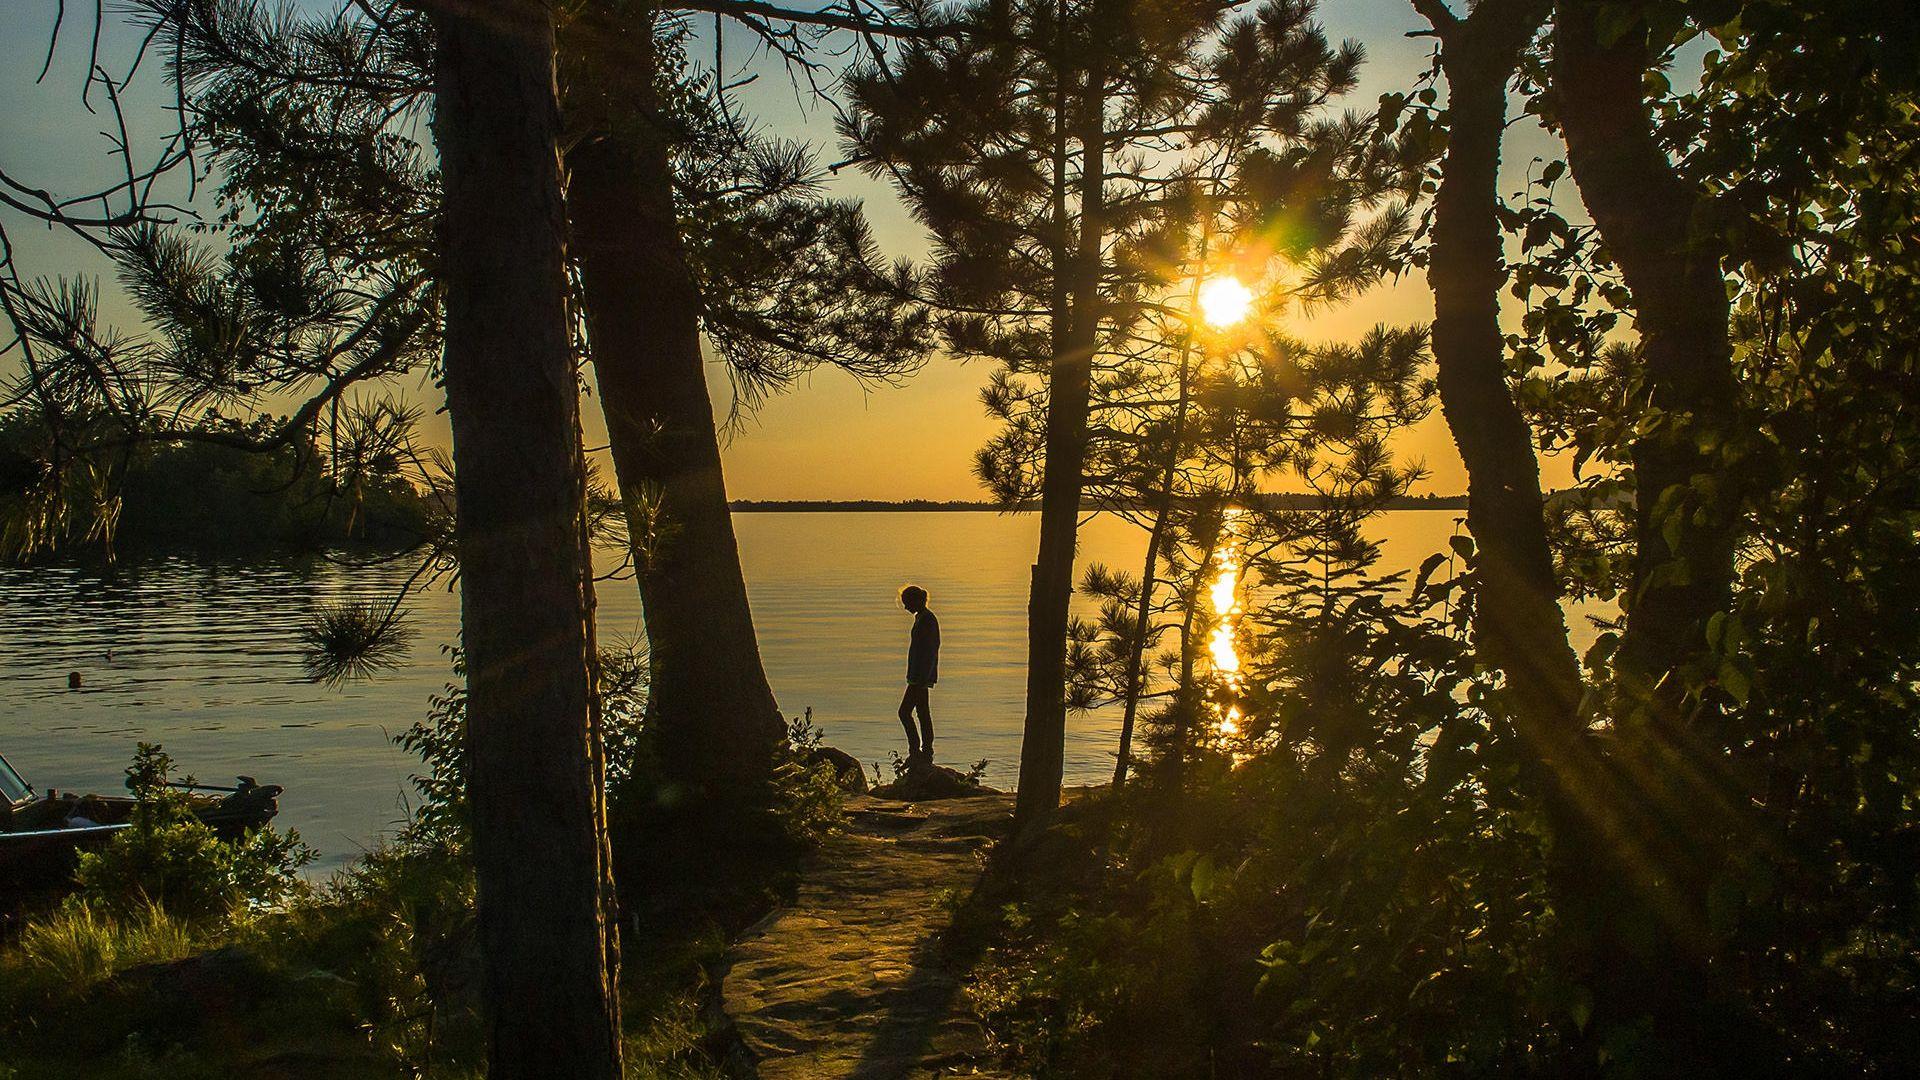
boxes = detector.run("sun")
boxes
[1197,275,1254,328]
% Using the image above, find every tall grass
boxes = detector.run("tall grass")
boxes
[6,901,194,999]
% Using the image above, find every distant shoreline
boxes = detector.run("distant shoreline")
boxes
[729,496,1470,512]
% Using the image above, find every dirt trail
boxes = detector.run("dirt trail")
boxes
[715,793,1015,1079]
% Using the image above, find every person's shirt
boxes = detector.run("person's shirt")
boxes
[907,608,941,686]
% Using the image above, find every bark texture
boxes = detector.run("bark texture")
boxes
[428,2,622,1075]
[1550,6,1777,1070]
[1554,0,1739,685]
[564,7,785,802]
[1016,78,1105,827]
[1420,0,1583,736]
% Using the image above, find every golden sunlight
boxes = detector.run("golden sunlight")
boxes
[1206,511,1247,742]
[1197,275,1254,328]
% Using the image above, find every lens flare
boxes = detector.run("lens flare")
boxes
[1198,275,1254,328]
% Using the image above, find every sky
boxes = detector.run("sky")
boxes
[0,0,1582,500]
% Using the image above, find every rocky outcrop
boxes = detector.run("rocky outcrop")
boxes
[806,745,870,794]
[870,760,1000,802]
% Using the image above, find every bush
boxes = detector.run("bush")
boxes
[73,744,314,925]
[770,710,848,851]
[274,840,484,1074]
[968,538,1579,1077]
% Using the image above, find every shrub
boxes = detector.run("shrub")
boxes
[275,840,484,1075]
[73,744,314,925]
[769,710,847,850]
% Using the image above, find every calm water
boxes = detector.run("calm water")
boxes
[0,510,1506,871]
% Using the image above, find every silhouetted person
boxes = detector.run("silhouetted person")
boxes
[898,584,939,763]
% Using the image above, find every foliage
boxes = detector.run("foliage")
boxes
[846,0,1414,507]
[0,901,195,1005]
[397,644,650,847]
[0,676,745,1079]
[278,841,484,1076]
[769,710,852,851]
[400,645,843,929]
[1488,3,1920,1068]
[973,496,1578,1076]
[973,4,1920,1076]
[73,744,315,926]
[1067,325,1433,723]
[0,409,435,561]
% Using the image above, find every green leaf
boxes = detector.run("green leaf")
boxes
[1717,661,1751,705]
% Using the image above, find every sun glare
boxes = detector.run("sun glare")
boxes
[1198,275,1254,328]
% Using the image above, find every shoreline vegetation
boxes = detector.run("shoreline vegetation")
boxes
[1,0,1912,1076]
[730,494,1470,512]
[1,416,439,558]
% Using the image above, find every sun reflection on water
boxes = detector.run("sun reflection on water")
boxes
[1206,509,1247,743]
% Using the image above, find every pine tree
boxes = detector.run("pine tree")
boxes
[562,3,930,823]
[845,0,1399,820]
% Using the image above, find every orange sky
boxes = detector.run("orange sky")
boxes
[652,0,1588,500]
[2,0,1586,501]
[701,266,1484,502]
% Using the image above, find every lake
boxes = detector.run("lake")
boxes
[1,510,1530,872]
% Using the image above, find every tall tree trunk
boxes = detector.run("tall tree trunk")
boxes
[564,8,784,803]
[1165,516,1216,789]
[1549,6,1780,1070]
[1420,0,1581,735]
[1112,506,1166,788]
[1554,0,1739,687]
[1016,71,1106,827]
[1112,239,1204,788]
[428,3,622,1075]
[1415,10,1621,1071]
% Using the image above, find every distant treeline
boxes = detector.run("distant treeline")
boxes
[114,441,435,551]
[730,493,1470,513]
[1,414,436,557]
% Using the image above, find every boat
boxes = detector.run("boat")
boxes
[0,751,282,899]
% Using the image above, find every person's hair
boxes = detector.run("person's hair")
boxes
[899,584,928,608]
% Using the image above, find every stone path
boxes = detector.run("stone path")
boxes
[715,793,1016,1079]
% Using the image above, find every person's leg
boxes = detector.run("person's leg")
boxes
[898,686,923,759]
[911,685,933,760]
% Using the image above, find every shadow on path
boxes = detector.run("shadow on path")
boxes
[717,793,1014,1079]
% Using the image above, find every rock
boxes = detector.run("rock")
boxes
[109,945,278,1023]
[871,759,1001,802]
[807,745,870,794]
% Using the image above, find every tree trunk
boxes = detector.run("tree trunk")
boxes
[1016,71,1105,827]
[1418,10,1623,1071]
[427,3,622,1076]
[1113,256,1202,788]
[564,10,784,803]
[1554,0,1739,687]
[1550,6,1777,1069]
[1111,511,1165,788]
[1165,520,1215,789]
[1423,0,1582,739]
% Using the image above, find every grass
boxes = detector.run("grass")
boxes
[0,847,740,1080]
[4,901,195,1003]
